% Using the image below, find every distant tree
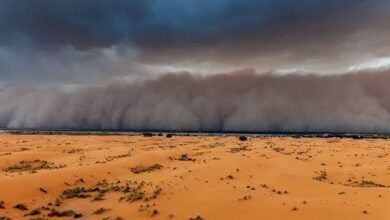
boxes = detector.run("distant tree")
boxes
[239,136,247,141]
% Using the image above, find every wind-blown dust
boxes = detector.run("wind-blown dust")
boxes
[1,69,390,132]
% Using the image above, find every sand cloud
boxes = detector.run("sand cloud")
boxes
[1,69,390,132]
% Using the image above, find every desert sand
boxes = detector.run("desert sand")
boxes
[0,133,389,220]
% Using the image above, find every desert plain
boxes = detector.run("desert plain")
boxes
[0,133,389,220]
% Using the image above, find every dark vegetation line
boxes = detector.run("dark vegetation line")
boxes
[1,128,390,139]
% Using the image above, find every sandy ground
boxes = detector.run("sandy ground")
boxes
[0,133,389,220]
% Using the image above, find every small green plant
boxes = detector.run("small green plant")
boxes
[122,190,145,202]
[4,160,64,173]
[357,180,385,187]
[27,208,41,216]
[13,203,28,211]
[313,170,327,181]
[93,207,111,215]
[92,191,105,201]
[229,146,250,153]
[169,154,196,161]
[48,209,82,218]
[62,187,90,199]
[130,164,163,174]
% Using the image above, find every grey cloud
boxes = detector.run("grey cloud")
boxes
[1,0,390,84]
[0,43,149,84]
[1,69,390,132]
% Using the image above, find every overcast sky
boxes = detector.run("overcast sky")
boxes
[1,0,389,85]
[1,0,390,131]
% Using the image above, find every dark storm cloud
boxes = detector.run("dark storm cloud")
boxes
[1,0,389,62]
[0,0,148,49]
[0,1,388,81]
[0,0,296,48]
[2,69,390,132]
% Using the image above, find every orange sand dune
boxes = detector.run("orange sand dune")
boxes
[0,133,389,219]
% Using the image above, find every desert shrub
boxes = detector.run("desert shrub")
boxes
[239,136,247,141]
[142,133,154,137]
